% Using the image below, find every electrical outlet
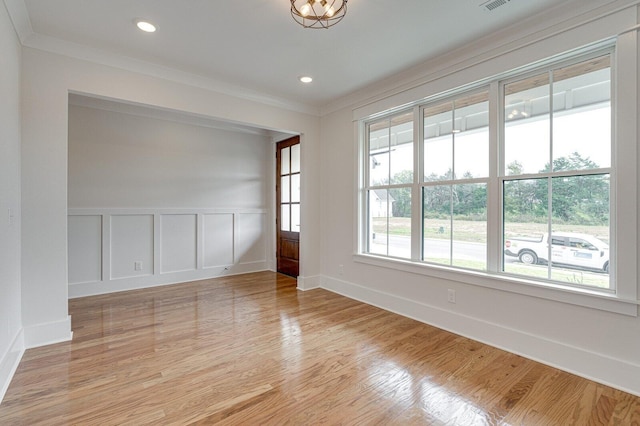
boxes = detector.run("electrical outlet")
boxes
[134,261,143,271]
[338,264,344,275]
[447,289,456,304]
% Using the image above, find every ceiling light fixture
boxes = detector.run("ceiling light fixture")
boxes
[135,19,156,33]
[299,76,313,83]
[291,0,347,29]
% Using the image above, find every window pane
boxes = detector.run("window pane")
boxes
[291,143,301,173]
[552,56,611,170]
[389,112,414,185]
[281,204,290,232]
[452,184,487,270]
[503,178,549,277]
[423,185,451,265]
[370,113,414,186]
[504,73,551,175]
[368,189,388,255]
[291,204,300,233]
[503,175,610,289]
[454,92,489,179]
[369,119,390,186]
[281,176,290,203]
[291,174,300,203]
[281,147,290,175]
[388,188,411,258]
[550,174,610,288]
[424,102,453,181]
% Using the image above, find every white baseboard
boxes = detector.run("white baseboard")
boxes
[23,316,73,349]
[297,275,321,291]
[0,329,25,404]
[69,261,269,298]
[321,275,640,397]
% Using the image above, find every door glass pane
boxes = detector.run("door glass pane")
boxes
[424,101,453,181]
[504,73,550,175]
[552,56,611,170]
[291,144,301,173]
[281,204,290,232]
[291,204,300,233]
[281,176,290,203]
[291,174,300,203]
[281,147,290,175]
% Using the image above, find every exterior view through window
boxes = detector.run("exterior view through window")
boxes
[502,55,611,288]
[367,112,413,258]
[362,51,612,291]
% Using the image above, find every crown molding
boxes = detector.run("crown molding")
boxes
[4,0,320,117]
[24,32,321,117]
[68,93,294,140]
[320,0,640,116]
[3,0,32,43]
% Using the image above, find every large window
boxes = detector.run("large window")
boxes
[423,91,489,270]
[366,112,413,258]
[502,55,611,288]
[361,49,615,293]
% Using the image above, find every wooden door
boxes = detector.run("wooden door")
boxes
[276,136,300,277]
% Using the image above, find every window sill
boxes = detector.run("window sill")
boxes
[353,254,639,316]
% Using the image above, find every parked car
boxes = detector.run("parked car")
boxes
[504,232,609,273]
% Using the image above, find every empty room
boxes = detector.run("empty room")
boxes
[1,0,640,424]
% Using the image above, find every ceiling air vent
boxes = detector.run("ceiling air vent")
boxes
[480,0,511,12]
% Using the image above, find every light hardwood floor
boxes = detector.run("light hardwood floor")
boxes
[1,271,639,425]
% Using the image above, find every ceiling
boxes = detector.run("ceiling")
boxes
[11,0,592,110]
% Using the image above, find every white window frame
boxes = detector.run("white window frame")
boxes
[497,50,614,291]
[356,38,638,316]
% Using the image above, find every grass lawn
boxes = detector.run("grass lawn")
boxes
[373,216,610,288]
[373,217,609,244]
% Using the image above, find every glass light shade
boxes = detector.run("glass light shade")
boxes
[291,0,347,29]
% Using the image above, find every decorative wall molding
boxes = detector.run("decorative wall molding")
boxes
[68,208,272,298]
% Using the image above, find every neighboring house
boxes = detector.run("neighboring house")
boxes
[370,189,395,218]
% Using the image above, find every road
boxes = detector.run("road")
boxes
[370,233,486,261]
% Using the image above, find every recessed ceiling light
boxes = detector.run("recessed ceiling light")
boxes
[135,19,156,33]
[299,76,313,83]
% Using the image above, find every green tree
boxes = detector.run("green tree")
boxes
[390,170,412,217]
[540,153,609,225]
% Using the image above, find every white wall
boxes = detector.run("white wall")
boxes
[0,1,24,402]
[319,3,640,396]
[21,47,322,349]
[68,105,270,209]
[67,105,272,296]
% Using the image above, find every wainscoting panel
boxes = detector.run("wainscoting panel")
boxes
[68,209,270,298]
[110,215,154,280]
[236,213,266,265]
[203,213,234,268]
[161,214,197,274]
[68,215,102,285]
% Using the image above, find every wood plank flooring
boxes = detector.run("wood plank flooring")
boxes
[1,271,639,425]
